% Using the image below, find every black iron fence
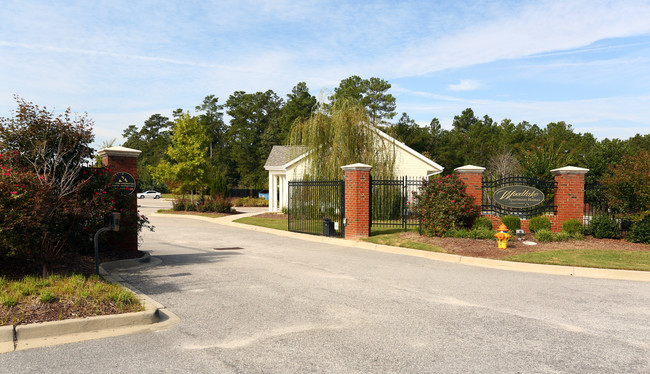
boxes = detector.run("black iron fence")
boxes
[370,176,423,233]
[288,180,345,238]
[582,181,633,234]
[583,181,608,227]
[482,176,557,219]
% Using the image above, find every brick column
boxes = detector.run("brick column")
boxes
[551,166,589,232]
[341,163,372,240]
[97,146,142,252]
[454,165,485,207]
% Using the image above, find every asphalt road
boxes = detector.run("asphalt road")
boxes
[1,199,649,373]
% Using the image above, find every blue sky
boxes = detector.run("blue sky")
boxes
[2,0,650,149]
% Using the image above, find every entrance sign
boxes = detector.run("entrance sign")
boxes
[494,185,545,208]
[112,172,136,195]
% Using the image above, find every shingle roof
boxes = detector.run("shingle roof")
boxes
[264,145,307,168]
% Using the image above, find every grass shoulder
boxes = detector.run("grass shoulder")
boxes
[233,214,288,231]
[363,234,444,253]
[157,209,229,218]
[504,249,650,271]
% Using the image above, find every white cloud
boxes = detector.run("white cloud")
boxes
[393,0,650,77]
[447,80,482,91]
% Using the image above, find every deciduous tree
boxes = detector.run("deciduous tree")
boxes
[151,112,211,200]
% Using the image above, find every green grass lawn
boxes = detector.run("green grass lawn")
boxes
[504,249,650,271]
[363,233,444,253]
[370,226,420,236]
[233,216,288,231]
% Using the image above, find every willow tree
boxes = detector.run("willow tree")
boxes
[288,99,396,180]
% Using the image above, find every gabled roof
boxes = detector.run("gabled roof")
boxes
[374,129,444,172]
[264,146,307,170]
[264,128,444,173]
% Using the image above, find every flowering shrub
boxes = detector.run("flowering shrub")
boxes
[0,98,153,276]
[413,174,480,237]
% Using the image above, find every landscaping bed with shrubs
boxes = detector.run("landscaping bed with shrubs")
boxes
[0,249,146,326]
[367,214,650,271]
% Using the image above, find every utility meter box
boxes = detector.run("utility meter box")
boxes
[109,212,121,231]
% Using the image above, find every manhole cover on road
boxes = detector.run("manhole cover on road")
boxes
[213,247,243,250]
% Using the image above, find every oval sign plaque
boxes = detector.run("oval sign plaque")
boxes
[494,185,545,208]
[111,172,136,195]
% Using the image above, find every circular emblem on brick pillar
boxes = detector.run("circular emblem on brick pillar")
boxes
[111,172,136,195]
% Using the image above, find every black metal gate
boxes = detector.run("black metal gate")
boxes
[370,176,423,233]
[288,180,345,237]
[482,176,557,219]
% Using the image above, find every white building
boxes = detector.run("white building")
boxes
[263,130,444,212]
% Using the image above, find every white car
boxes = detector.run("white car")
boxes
[138,190,161,199]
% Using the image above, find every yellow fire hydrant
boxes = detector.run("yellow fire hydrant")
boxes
[494,223,511,249]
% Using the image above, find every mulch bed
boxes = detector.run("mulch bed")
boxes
[1,249,146,326]
[1,297,136,326]
[401,232,650,259]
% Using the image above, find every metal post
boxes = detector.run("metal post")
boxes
[93,227,110,275]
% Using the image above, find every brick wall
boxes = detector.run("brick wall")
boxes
[457,165,587,233]
[551,168,587,232]
[98,147,141,252]
[342,164,372,239]
[454,166,485,207]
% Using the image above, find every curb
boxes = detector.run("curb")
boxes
[0,325,13,354]
[151,212,650,282]
[1,253,179,353]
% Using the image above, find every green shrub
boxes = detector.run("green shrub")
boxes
[589,215,619,239]
[184,201,197,211]
[196,197,232,213]
[561,219,584,235]
[621,218,634,232]
[232,197,268,207]
[108,289,138,306]
[449,228,494,239]
[472,217,493,231]
[172,199,186,211]
[209,172,229,199]
[533,229,583,242]
[529,216,551,233]
[1,293,18,307]
[39,290,56,303]
[500,215,521,231]
[534,229,554,242]
[197,202,212,212]
[628,216,650,244]
[414,174,480,237]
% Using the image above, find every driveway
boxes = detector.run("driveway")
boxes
[1,199,648,373]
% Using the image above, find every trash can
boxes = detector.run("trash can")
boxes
[323,218,334,236]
